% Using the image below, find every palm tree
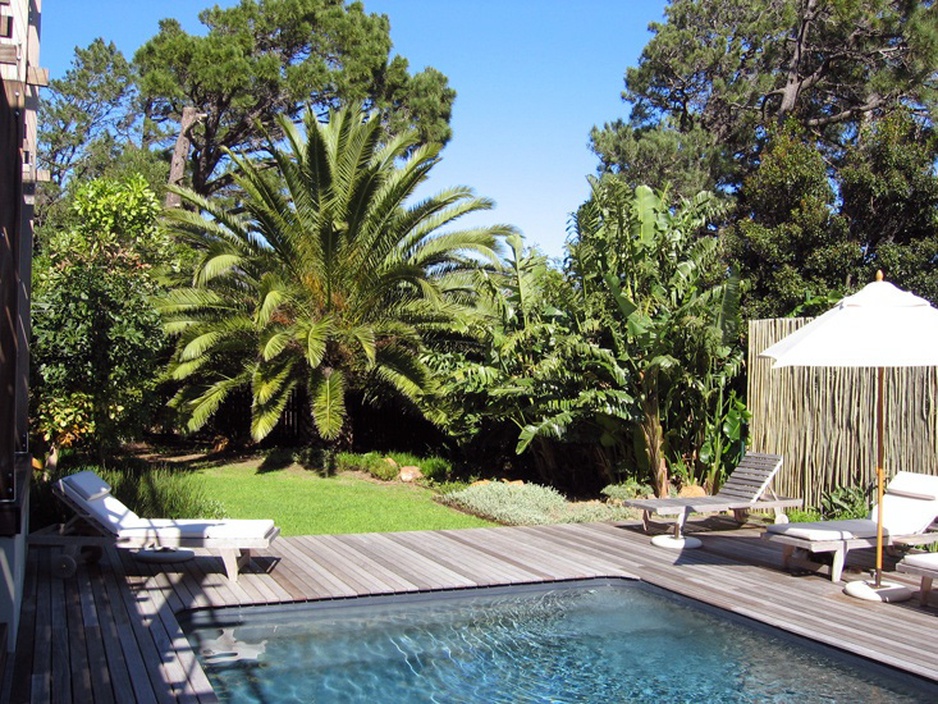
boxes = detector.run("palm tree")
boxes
[159,104,508,446]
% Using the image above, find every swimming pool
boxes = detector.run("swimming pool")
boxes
[180,579,936,703]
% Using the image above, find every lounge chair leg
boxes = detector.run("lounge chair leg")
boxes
[732,508,749,525]
[831,549,846,582]
[673,511,688,540]
[219,549,241,582]
[781,545,794,570]
[642,511,651,533]
[920,576,933,606]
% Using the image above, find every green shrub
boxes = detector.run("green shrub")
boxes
[820,485,870,520]
[442,482,634,526]
[419,456,452,482]
[434,480,471,495]
[336,451,453,482]
[601,479,654,503]
[335,451,399,480]
[785,507,822,523]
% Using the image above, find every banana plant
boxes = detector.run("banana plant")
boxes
[568,177,740,497]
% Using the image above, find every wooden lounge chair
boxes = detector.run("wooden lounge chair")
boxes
[30,470,280,581]
[624,452,801,548]
[896,552,938,606]
[762,471,938,582]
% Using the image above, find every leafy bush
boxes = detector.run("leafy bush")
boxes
[601,479,654,503]
[335,451,398,480]
[442,481,633,526]
[785,507,822,523]
[335,451,453,482]
[820,485,870,520]
[417,456,452,482]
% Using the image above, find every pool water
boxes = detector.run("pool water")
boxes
[180,579,936,703]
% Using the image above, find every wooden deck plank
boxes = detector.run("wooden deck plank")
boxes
[63,558,93,704]
[48,558,71,704]
[85,557,137,704]
[9,520,938,700]
[30,548,52,704]
[2,552,39,704]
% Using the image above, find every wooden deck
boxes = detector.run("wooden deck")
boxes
[4,518,938,702]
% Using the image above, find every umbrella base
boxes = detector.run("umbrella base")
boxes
[843,579,911,603]
[651,535,702,549]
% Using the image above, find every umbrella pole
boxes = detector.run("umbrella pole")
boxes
[875,366,885,588]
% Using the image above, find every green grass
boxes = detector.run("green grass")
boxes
[193,459,494,536]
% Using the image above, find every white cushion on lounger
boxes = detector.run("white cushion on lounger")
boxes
[117,518,276,541]
[884,471,938,501]
[63,471,112,501]
[766,519,878,541]
[899,552,938,571]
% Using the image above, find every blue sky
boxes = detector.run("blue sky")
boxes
[40,1,667,260]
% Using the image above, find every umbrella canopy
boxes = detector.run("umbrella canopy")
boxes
[760,275,938,598]
[761,279,938,368]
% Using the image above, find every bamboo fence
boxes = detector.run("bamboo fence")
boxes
[747,318,938,509]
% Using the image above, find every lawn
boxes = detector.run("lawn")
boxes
[193,458,494,536]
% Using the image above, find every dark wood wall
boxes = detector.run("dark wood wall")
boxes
[0,79,20,503]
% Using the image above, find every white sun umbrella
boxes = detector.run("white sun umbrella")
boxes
[760,273,938,601]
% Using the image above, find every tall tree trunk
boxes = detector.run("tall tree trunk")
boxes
[777,0,819,122]
[164,107,203,208]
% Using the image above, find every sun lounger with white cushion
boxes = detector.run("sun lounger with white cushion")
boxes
[31,470,280,581]
[762,471,938,582]
[624,452,801,547]
[896,552,938,606]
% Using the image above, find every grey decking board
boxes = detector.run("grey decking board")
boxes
[319,533,427,592]
[10,520,938,701]
[387,529,555,585]
[29,549,52,704]
[108,551,192,704]
[63,561,93,704]
[85,559,138,704]
[440,526,609,580]
[48,559,72,704]
[312,533,425,593]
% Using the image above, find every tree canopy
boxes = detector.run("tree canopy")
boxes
[592,0,938,195]
[134,0,456,196]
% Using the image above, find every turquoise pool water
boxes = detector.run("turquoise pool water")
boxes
[181,579,936,703]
